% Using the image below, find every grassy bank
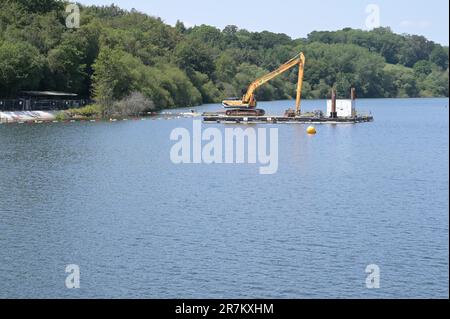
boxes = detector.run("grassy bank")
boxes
[56,92,157,120]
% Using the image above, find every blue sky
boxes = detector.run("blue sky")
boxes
[76,0,449,45]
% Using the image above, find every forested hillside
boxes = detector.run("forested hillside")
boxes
[0,0,448,110]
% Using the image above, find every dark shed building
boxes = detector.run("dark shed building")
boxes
[0,91,89,111]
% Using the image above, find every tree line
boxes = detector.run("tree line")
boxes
[0,0,448,111]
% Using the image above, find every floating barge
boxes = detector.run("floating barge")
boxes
[204,88,375,125]
[202,112,374,124]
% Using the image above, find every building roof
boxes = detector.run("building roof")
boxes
[20,91,78,97]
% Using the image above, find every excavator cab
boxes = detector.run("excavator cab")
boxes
[222,95,264,116]
[284,108,297,118]
[222,97,245,108]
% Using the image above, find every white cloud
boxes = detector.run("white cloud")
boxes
[399,20,431,29]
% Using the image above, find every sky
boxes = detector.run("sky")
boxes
[76,0,449,45]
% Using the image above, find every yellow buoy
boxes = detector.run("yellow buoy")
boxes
[307,126,317,135]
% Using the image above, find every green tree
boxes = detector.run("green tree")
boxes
[92,47,141,105]
[47,33,89,95]
[413,60,433,77]
[383,64,419,98]
[310,79,331,99]
[175,20,187,34]
[418,69,449,97]
[1,3,448,103]
[174,40,215,77]
[215,53,237,82]
[187,25,223,49]
[140,64,202,108]
[430,46,449,70]
[189,71,221,103]
[0,41,45,96]
[11,0,64,13]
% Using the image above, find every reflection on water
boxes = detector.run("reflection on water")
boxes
[0,98,448,298]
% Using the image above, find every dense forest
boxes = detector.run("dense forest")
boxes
[0,0,448,111]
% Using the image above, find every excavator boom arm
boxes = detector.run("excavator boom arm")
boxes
[243,53,305,104]
[295,53,305,115]
[222,52,305,115]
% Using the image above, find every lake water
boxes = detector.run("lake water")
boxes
[0,98,448,298]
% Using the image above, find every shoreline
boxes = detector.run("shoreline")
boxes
[0,111,58,124]
[2,97,447,124]
[0,110,200,124]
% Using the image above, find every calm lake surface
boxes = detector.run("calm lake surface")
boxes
[0,98,448,298]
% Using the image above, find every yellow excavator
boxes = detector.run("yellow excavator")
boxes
[222,52,305,117]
